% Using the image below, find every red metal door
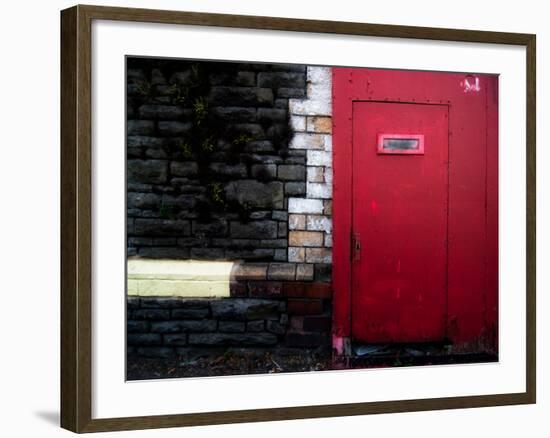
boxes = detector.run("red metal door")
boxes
[351,102,449,343]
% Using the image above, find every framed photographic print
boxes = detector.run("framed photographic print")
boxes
[60,4,536,433]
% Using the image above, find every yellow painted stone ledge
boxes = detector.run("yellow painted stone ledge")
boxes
[127,258,235,298]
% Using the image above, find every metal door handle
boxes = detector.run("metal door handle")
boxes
[352,233,361,262]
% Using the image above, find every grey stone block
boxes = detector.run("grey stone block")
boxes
[209,87,274,107]
[210,298,283,321]
[127,333,162,346]
[278,165,305,181]
[135,347,176,358]
[170,162,198,177]
[127,160,168,184]
[138,105,186,119]
[225,181,283,209]
[188,332,278,346]
[151,320,217,334]
[133,309,171,320]
[211,106,257,122]
[247,320,265,332]
[163,334,188,346]
[138,247,190,258]
[285,182,306,196]
[230,221,278,239]
[209,163,248,178]
[127,320,149,333]
[127,192,161,210]
[219,321,246,333]
[134,218,191,236]
[266,320,286,335]
[171,308,210,319]
[250,164,277,180]
[257,72,305,88]
[127,120,155,135]
[158,121,193,136]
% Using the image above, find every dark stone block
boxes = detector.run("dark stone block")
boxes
[139,297,185,309]
[134,218,191,236]
[250,164,277,180]
[266,320,286,335]
[127,160,168,184]
[170,162,198,177]
[138,247,190,258]
[158,121,193,136]
[210,298,283,321]
[171,308,210,319]
[127,320,149,333]
[244,141,275,153]
[209,71,255,86]
[133,309,171,320]
[277,88,307,98]
[127,296,140,309]
[151,320,217,333]
[219,321,246,333]
[257,108,287,123]
[188,332,278,346]
[127,120,155,135]
[192,219,228,236]
[190,248,225,259]
[209,163,248,178]
[247,320,265,332]
[127,192,161,210]
[225,180,284,209]
[230,220,278,239]
[138,105,186,119]
[211,106,257,122]
[278,165,305,181]
[127,333,162,346]
[285,182,306,196]
[257,72,305,88]
[314,264,332,282]
[272,211,288,221]
[209,87,274,107]
[163,334,188,346]
[136,347,176,358]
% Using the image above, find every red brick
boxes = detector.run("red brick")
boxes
[305,282,332,299]
[248,281,283,297]
[229,281,247,297]
[283,282,306,297]
[287,299,323,315]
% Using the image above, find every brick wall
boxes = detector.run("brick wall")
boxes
[126,59,334,356]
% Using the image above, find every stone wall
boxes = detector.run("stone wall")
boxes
[126,59,334,356]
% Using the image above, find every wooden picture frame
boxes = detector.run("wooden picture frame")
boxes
[60,4,536,433]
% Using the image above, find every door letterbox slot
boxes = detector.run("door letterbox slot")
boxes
[377,134,424,155]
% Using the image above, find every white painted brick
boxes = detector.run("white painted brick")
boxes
[290,133,331,150]
[307,150,332,167]
[288,198,324,214]
[306,215,332,232]
[288,247,305,262]
[307,166,324,183]
[307,182,332,199]
[324,167,333,183]
[307,67,332,85]
[325,233,333,248]
[290,115,306,132]
[289,99,331,116]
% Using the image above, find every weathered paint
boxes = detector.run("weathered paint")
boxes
[332,68,498,353]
